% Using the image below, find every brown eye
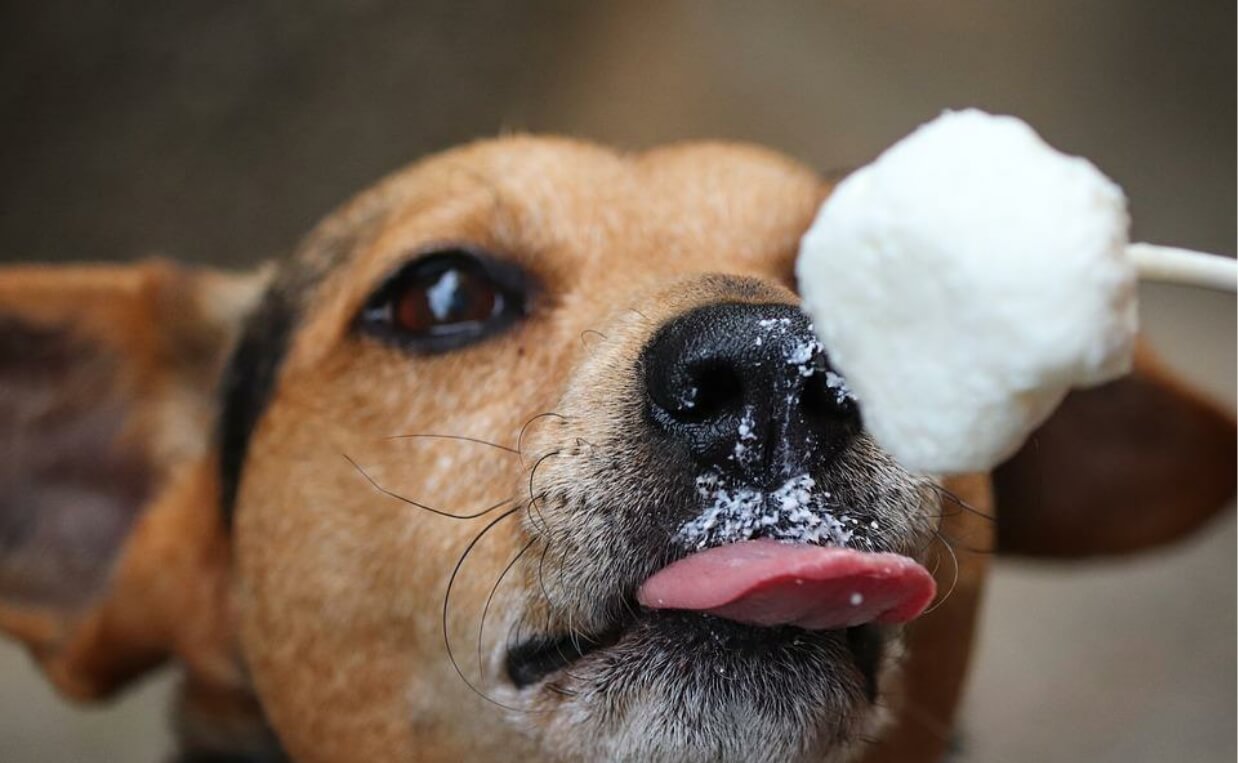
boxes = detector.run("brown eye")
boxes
[358,248,529,353]
[393,264,499,332]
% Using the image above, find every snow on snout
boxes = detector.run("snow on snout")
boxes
[677,471,858,550]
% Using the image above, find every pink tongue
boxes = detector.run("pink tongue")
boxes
[637,540,936,630]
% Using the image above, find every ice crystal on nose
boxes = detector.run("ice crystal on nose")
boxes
[824,370,856,404]
[785,337,824,377]
[678,471,854,550]
[731,408,758,463]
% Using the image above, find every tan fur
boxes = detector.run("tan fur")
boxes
[0,137,1231,761]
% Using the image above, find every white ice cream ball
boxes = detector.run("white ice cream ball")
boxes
[796,109,1138,474]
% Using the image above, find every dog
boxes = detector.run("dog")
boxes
[0,136,1233,762]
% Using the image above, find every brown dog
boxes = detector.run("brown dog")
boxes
[0,137,1233,762]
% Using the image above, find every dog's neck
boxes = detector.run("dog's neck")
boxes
[171,677,289,763]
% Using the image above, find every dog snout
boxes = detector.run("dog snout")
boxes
[642,302,860,484]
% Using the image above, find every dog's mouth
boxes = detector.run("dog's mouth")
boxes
[505,539,935,692]
[506,614,885,698]
[505,621,628,689]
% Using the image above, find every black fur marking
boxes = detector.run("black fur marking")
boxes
[215,201,387,526]
[216,287,296,527]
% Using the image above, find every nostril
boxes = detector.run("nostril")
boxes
[676,360,744,423]
[801,372,860,431]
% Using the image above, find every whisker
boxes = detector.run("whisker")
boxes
[924,506,964,523]
[545,682,577,698]
[525,491,552,537]
[526,450,561,534]
[505,610,530,662]
[477,537,536,684]
[518,412,568,468]
[915,523,943,556]
[526,451,560,492]
[580,329,608,350]
[442,504,528,712]
[550,623,591,685]
[929,484,995,522]
[921,531,960,616]
[384,432,520,454]
[541,544,599,682]
[344,454,514,519]
[532,538,595,689]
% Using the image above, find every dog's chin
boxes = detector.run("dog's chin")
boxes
[507,611,891,763]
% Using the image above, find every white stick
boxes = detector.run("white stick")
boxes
[1129,243,1237,293]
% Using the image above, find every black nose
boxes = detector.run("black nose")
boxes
[643,303,860,484]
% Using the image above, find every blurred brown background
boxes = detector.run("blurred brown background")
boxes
[0,2,1233,761]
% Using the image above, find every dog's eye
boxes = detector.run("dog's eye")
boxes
[357,249,529,352]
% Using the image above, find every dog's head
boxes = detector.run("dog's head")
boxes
[1,137,1233,762]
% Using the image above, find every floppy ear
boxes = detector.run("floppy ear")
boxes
[0,259,268,699]
[993,343,1236,558]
